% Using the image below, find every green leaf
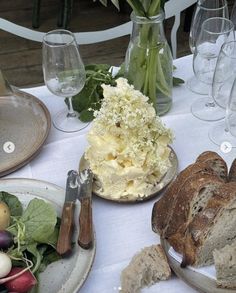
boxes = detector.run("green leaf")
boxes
[111,0,120,10]
[173,76,185,86]
[126,0,147,16]
[85,63,110,71]
[79,109,95,122]
[0,191,23,217]
[21,198,57,243]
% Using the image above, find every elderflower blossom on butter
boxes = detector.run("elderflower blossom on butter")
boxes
[85,78,173,200]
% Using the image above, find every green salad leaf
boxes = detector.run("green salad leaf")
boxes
[20,198,57,243]
[0,191,23,217]
[0,194,61,280]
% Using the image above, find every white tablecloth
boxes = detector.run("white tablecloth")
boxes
[4,54,236,293]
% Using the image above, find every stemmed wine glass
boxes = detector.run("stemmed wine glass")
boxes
[230,0,236,27]
[209,41,236,146]
[226,77,236,143]
[191,17,234,121]
[187,0,229,95]
[42,29,89,133]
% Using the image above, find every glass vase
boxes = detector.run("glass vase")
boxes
[125,10,173,116]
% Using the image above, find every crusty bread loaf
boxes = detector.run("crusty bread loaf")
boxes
[152,162,215,237]
[181,182,236,268]
[229,158,236,182]
[165,173,223,253]
[196,151,228,182]
[120,244,171,293]
[213,241,236,289]
[152,151,228,241]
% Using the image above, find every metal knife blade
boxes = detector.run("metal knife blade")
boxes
[77,169,93,249]
[56,170,79,256]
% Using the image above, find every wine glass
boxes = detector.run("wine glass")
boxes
[226,77,236,142]
[187,0,229,95]
[42,29,88,133]
[208,41,236,146]
[191,17,234,121]
[230,0,236,27]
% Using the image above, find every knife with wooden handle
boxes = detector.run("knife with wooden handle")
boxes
[56,170,79,256]
[78,169,93,249]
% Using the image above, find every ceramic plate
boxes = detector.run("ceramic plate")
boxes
[161,238,232,293]
[0,88,51,177]
[79,147,178,203]
[0,178,96,293]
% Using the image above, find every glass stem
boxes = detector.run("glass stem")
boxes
[67,97,76,118]
[205,85,215,108]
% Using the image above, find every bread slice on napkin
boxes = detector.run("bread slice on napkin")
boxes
[182,182,236,268]
[213,241,236,289]
[120,244,171,293]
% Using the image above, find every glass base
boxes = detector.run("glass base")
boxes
[209,121,236,148]
[186,76,209,95]
[53,109,89,133]
[191,98,225,121]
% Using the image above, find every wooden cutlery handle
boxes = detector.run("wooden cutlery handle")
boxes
[57,202,75,256]
[78,198,93,249]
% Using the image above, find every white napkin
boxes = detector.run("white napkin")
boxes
[168,247,216,280]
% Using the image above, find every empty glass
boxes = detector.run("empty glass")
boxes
[42,29,88,133]
[191,17,234,121]
[209,41,236,146]
[187,0,229,95]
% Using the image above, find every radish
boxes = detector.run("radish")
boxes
[0,252,12,278]
[4,267,37,293]
[0,230,13,250]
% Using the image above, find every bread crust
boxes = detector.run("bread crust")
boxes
[165,173,223,253]
[152,151,228,240]
[152,162,214,237]
[181,182,236,267]
[229,158,236,182]
[196,151,228,182]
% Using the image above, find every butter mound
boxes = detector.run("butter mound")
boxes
[85,78,173,200]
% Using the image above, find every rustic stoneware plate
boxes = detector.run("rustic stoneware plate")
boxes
[161,238,232,293]
[0,178,96,293]
[79,147,178,203]
[0,87,51,177]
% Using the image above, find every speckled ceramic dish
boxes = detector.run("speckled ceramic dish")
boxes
[161,238,232,293]
[79,147,178,203]
[0,178,96,293]
[0,87,51,177]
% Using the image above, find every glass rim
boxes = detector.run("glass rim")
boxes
[42,29,76,47]
[201,17,234,35]
[197,1,228,11]
[130,10,164,23]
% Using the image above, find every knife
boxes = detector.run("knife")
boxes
[78,169,93,249]
[56,170,79,256]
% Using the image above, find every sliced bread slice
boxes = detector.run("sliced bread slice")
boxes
[213,241,236,289]
[196,151,228,182]
[229,158,236,182]
[182,182,236,268]
[120,244,171,293]
[152,161,217,237]
[165,173,223,253]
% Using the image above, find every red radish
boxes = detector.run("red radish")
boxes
[4,267,37,293]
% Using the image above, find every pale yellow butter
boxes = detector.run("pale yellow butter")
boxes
[85,78,173,200]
